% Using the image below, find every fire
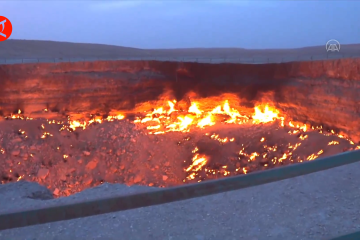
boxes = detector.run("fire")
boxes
[134,100,279,134]
[186,153,208,173]
[2,94,359,192]
[59,114,125,132]
[188,103,202,115]
[252,105,280,123]
[307,150,324,161]
[328,141,339,145]
[210,100,248,124]
[185,147,208,180]
[210,134,234,143]
[167,115,194,132]
[197,115,215,128]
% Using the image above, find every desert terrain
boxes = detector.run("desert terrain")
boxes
[1,39,359,63]
[0,40,360,240]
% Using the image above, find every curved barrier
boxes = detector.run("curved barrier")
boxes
[0,150,360,231]
[330,230,360,240]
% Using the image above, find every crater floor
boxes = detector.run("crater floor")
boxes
[0,113,355,197]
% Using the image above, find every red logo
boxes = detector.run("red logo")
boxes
[0,16,12,41]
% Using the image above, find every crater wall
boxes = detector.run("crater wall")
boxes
[0,59,359,141]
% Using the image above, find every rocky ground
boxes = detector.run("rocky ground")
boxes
[0,114,356,198]
[1,110,359,240]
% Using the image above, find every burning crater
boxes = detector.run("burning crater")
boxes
[0,59,359,197]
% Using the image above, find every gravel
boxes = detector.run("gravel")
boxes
[1,160,360,240]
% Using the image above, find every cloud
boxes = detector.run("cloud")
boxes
[88,1,146,11]
[209,0,278,8]
[209,1,251,6]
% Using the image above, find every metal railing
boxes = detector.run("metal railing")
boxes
[0,52,358,65]
[0,149,360,240]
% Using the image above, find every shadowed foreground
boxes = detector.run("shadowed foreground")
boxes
[0,160,360,240]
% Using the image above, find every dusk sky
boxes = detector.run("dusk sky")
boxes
[2,0,359,49]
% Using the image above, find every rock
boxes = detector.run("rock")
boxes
[5,159,12,166]
[83,151,91,156]
[127,176,134,184]
[11,137,22,143]
[241,159,248,165]
[63,188,71,196]
[53,188,60,196]
[162,175,168,181]
[133,175,142,183]
[37,168,49,179]
[21,153,29,160]
[260,158,269,164]
[116,149,122,156]
[60,174,67,182]
[11,149,20,156]
[60,131,68,136]
[85,159,98,170]
[30,145,37,151]
[83,175,93,185]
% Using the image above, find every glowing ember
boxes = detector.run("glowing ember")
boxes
[1,96,359,196]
